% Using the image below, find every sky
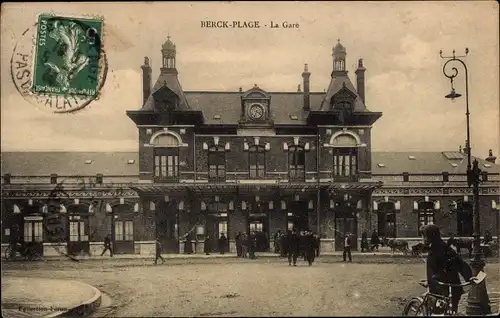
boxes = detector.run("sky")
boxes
[1,1,499,159]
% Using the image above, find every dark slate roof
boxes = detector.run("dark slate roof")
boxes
[319,73,367,112]
[371,152,500,174]
[142,70,191,111]
[2,151,499,176]
[1,152,139,176]
[184,92,325,125]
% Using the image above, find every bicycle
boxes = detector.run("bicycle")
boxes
[402,272,486,316]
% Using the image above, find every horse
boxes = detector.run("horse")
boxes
[447,237,473,258]
[381,237,410,255]
[411,242,429,257]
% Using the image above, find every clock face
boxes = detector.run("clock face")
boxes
[249,104,264,119]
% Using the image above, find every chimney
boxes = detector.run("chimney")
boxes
[355,58,366,104]
[302,64,310,111]
[486,149,497,164]
[141,57,152,105]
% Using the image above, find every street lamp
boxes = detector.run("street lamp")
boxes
[440,48,491,315]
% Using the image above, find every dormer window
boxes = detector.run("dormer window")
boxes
[408,156,416,160]
[377,163,385,168]
[84,160,92,164]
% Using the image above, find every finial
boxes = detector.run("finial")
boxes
[254,84,257,88]
[489,149,493,156]
[337,38,340,44]
[358,58,363,68]
[239,87,242,92]
[304,63,308,72]
[144,56,150,66]
[459,145,462,153]
[297,84,301,92]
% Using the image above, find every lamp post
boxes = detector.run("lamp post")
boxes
[440,48,491,315]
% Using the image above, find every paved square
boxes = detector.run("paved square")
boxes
[2,257,499,316]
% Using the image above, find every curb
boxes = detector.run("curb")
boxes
[43,281,102,318]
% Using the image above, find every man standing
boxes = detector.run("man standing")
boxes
[100,233,113,257]
[305,230,316,266]
[287,229,300,266]
[154,237,165,265]
[235,232,242,257]
[343,232,352,262]
[370,230,380,252]
[204,235,212,255]
[218,232,227,255]
[361,230,369,253]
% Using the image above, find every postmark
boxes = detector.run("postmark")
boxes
[10,14,108,114]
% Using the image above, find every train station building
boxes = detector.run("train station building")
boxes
[2,38,499,256]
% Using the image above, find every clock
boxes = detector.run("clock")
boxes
[248,104,265,119]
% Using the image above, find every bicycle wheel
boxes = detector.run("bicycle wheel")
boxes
[402,297,425,316]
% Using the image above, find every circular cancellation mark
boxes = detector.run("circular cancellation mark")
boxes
[10,20,109,114]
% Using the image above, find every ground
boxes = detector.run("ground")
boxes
[2,256,499,317]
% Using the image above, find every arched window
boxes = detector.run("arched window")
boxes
[331,134,358,181]
[288,146,305,181]
[418,202,435,228]
[249,145,266,178]
[152,133,180,182]
[208,146,226,181]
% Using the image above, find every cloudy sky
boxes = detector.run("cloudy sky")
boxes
[1,1,499,159]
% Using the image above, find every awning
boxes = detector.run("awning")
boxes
[131,181,325,195]
[327,180,383,192]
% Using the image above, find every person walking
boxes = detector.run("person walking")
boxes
[343,232,352,262]
[241,233,248,258]
[100,233,113,257]
[154,237,165,265]
[204,235,212,255]
[287,229,300,266]
[218,232,227,255]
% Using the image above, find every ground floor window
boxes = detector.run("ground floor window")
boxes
[69,220,88,242]
[115,220,134,241]
[249,221,263,232]
[24,221,43,242]
[419,210,435,228]
[218,220,228,238]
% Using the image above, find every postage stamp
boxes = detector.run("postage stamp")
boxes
[10,14,108,114]
[32,15,103,97]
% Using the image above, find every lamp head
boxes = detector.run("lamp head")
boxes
[445,88,462,101]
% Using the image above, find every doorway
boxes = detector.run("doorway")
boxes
[67,215,90,255]
[334,206,358,251]
[156,201,178,253]
[288,201,309,231]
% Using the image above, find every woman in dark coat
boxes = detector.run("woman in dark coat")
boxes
[421,224,473,314]
[218,232,227,254]
[204,235,212,255]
